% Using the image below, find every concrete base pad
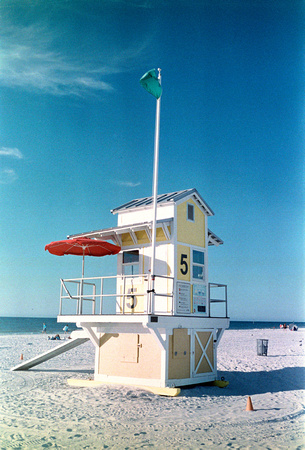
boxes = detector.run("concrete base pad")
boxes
[67,378,181,396]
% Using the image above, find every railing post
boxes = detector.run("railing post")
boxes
[76,282,80,315]
[148,274,152,314]
[79,279,84,315]
[144,276,147,313]
[92,284,96,314]
[151,276,155,315]
[225,285,228,318]
[122,275,126,314]
[59,280,63,315]
[100,278,103,315]
[171,278,174,315]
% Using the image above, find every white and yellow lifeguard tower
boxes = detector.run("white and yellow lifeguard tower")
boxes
[54,188,229,394]
[13,71,229,395]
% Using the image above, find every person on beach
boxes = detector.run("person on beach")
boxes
[48,334,61,340]
[42,323,47,333]
[63,325,69,334]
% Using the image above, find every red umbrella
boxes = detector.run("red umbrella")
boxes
[45,237,121,277]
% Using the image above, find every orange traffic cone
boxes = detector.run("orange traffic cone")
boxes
[20,353,24,360]
[246,396,254,411]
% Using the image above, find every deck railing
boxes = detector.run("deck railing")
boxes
[58,274,228,318]
[59,274,175,316]
[208,283,228,318]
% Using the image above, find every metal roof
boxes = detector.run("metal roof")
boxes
[68,221,222,247]
[68,219,173,247]
[111,188,214,216]
[207,229,223,246]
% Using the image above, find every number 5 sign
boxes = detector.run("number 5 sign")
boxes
[177,245,190,281]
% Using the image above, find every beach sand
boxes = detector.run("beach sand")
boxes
[0,328,304,449]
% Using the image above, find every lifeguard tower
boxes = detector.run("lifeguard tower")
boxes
[54,188,229,394]
[13,71,229,395]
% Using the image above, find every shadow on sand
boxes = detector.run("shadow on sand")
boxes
[182,366,305,397]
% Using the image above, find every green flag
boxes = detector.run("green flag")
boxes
[140,69,162,99]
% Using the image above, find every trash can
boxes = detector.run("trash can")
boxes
[257,339,268,356]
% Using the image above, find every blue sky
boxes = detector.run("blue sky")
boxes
[0,0,304,321]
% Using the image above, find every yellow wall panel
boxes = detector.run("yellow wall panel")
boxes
[121,227,168,247]
[121,232,133,247]
[177,245,190,281]
[168,329,190,379]
[177,199,205,247]
[173,328,189,359]
[135,230,150,244]
[156,227,166,242]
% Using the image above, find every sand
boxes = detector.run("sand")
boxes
[0,328,304,449]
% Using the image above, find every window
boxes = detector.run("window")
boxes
[123,250,139,275]
[192,250,205,281]
[187,203,194,221]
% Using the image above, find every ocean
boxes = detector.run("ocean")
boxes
[0,317,79,335]
[0,317,303,335]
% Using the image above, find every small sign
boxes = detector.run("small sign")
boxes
[177,282,191,313]
[193,284,207,315]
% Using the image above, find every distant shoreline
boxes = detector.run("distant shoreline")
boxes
[0,316,304,336]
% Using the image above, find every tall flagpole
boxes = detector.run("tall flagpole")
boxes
[150,68,161,313]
